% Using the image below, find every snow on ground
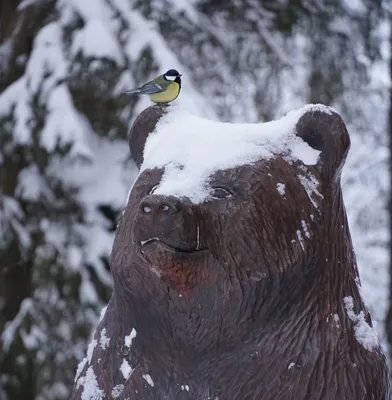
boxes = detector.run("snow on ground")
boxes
[141,104,327,203]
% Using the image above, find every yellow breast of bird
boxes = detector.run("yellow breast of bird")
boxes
[150,82,181,103]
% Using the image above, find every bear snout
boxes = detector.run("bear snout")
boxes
[135,194,202,252]
[140,194,182,216]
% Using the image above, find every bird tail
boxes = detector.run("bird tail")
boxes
[121,88,141,95]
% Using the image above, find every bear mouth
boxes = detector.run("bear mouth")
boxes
[140,238,207,254]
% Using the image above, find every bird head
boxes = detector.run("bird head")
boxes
[164,69,182,85]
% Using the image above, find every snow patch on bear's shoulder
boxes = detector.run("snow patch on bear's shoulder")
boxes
[77,366,105,400]
[141,104,328,203]
[343,296,379,351]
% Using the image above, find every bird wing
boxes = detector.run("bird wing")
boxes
[137,81,165,94]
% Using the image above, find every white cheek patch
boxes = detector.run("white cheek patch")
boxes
[165,75,176,81]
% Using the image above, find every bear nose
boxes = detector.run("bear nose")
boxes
[140,195,182,216]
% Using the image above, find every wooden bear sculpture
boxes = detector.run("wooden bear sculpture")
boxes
[72,104,390,400]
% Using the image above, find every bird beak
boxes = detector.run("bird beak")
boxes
[179,74,182,77]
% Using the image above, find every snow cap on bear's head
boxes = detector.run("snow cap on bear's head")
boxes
[129,103,348,205]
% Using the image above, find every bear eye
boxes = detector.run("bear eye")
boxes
[210,187,232,200]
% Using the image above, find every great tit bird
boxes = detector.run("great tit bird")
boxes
[125,69,182,104]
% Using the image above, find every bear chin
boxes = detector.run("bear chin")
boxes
[137,238,211,294]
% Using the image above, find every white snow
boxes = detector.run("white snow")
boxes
[169,0,199,22]
[21,325,45,350]
[142,374,154,387]
[1,196,23,223]
[342,0,367,14]
[87,339,97,363]
[79,366,105,400]
[111,384,124,398]
[0,77,32,144]
[297,171,323,209]
[343,296,379,351]
[2,298,34,353]
[120,359,133,380]
[99,306,108,322]
[355,276,365,302]
[49,382,69,398]
[66,0,114,24]
[276,183,286,195]
[99,328,110,350]
[124,328,137,347]
[296,230,305,251]
[40,86,93,157]
[0,19,93,158]
[17,0,39,10]
[58,139,136,273]
[67,247,83,272]
[75,357,88,383]
[71,19,124,66]
[80,273,99,304]
[141,104,326,203]
[301,220,311,239]
[16,355,26,365]
[25,22,67,94]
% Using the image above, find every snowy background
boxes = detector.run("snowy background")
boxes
[0,0,390,399]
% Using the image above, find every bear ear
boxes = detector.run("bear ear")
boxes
[128,105,168,168]
[294,107,351,181]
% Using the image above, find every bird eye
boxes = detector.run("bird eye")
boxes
[149,185,159,194]
[210,187,232,200]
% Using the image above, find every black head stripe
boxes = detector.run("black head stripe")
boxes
[165,69,180,77]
